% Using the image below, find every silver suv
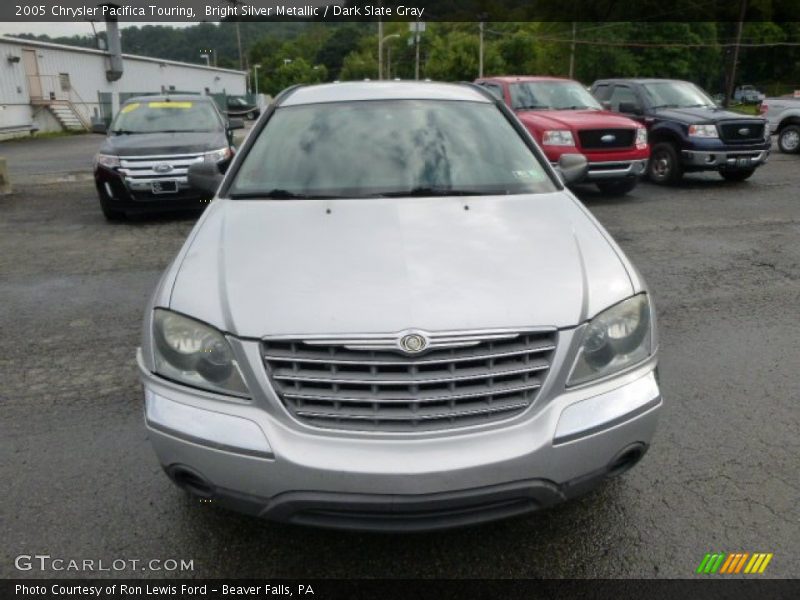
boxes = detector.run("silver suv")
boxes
[138,81,662,531]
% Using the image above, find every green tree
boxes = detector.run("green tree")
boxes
[424,30,506,81]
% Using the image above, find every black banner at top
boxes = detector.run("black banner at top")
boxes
[5,0,800,22]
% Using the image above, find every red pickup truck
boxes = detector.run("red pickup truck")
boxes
[475,76,650,195]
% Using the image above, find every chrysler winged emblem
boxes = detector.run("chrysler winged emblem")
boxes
[399,332,428,354]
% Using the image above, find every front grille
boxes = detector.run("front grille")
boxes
[578,128,635,150]
[118,152,204,181]
[718,121,765,143]
[261,329,557,432]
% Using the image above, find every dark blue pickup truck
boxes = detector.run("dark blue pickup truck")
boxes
[591,78,771,184]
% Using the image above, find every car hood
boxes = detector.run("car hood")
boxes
[100,131,227,156]
[653,106,765,124]
[168,194,635,337]
[516,109,640,130]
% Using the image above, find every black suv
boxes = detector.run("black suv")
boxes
[591,78,770,184]
[93,95,243,220]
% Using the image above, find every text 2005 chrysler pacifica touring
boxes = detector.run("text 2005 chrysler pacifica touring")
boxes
[137,82,662,531]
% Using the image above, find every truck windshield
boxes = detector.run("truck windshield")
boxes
[509,81,602,111]
[642,81,716,109]
[228,99,557,199]
[110,100,222,134]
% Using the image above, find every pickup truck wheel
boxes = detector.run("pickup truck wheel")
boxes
[777,125,800,154]
[648,142,683,185]
[246,110,256,120]
[720,168,755,182]
[596,178,638,196]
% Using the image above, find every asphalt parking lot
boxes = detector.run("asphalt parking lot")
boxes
[1,135,798,579]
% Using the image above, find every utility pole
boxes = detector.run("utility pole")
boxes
[725,0,748,108]
[478,21,485,78]
[378,19,384,80]
[568,22,577,79]
[414,21,420,80]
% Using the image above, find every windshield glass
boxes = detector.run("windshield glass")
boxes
[228,99,557,199]
[111,100,222,133]
[641,81,716,109]
[509,81,602,110]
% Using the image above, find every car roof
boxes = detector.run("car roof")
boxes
[592,78,687,85]
[479,76,574,84]
[122,94,213,104]
[279,81,492,107]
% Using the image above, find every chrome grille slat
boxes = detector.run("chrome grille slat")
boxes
[281,381,542,404]
[262,329,557,432]
[118,153,205,180]
[272,361,549,386]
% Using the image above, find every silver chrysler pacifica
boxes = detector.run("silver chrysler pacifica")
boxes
[137,81,662,531]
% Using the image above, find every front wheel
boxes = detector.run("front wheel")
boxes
[647,142,683,185]
[778,124,800,154]
[720,168,756,182]
[596,178,638,196]
[246,111,256,120]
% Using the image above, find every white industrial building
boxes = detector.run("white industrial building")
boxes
[0,35,247,140]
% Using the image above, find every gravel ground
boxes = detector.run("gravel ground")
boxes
[1,145,798,579]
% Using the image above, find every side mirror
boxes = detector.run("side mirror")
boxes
[618,101,643,115]
[91,122,107,134]
[556,153,589,185]
[188,162,224,197]
[227,118,245,130]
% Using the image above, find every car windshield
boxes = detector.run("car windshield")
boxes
[228,99,557,199]
[110,100,222,134]
[509,81,602,110]
[641,81,716,109]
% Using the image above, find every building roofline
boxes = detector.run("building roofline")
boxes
[0,35,247,76]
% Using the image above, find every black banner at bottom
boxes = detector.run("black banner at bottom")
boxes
[3,579,800,600]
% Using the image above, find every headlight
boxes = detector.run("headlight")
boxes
[152,309,249,397]
[204,147,232,163]
[568,294,653,386]
[635,127,648,148]
[688,124,718,138]
[542,130,575,146]
[95,153,120,169]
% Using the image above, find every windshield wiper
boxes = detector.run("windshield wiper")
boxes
[374,186,497,198]
[229,189,342,200]
[560,105,596,110]
[516,104,551,110]
[651,104,680,110]
[110,129,142,135]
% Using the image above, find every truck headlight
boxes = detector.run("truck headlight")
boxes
[152,309,249,397]
[204,147,232,163]
[542,130,575,146]
[688,124,719,138]
[95,153,120,169]
[568,294,653,386]
[635,127,648,149]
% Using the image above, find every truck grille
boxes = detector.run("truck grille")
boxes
[118,152,204,181]
[261,329,557,432]
[578,128,635,150]
[718,121,765,143]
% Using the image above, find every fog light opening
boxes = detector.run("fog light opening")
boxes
[607,443,647,478]
[168,465,215,499]
[705,154,716,164]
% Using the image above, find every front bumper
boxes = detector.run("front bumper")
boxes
[681,148,770,169]
[584,159,648,181]
[138,350,661,531]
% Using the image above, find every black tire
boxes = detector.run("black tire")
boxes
[97,190,126,221]
[596,178,638,196]
[647,142,683,185]
[777,124,800,154]
[720,168,756,182]
[246,111,256,120]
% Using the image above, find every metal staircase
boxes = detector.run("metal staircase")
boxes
[46,100,90,132]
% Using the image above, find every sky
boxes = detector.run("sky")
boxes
[0,22,196,38]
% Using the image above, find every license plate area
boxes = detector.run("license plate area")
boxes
[736,157,751,168]
[151,180,178,194]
